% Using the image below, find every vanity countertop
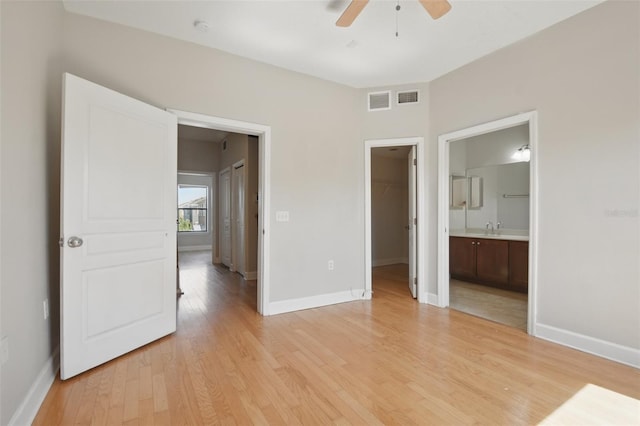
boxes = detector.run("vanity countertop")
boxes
[449,228,529,242]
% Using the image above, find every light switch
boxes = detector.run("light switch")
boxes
[276,211,290,222]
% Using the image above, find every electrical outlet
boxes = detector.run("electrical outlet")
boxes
[1,337,8,365]
[43,299,49,320]
[328,260,334,271]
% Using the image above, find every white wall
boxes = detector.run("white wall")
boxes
[464,124,529,169]
[1,2,64,424]
[60,11,362,303]
[430,1,639,352]
[177,173,214,251]
[177,137,218,173]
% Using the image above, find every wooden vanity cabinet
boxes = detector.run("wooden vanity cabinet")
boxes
[449,236,476,278]
[508,241,529,292]
[450,236,527,292]
[476,239,509,285]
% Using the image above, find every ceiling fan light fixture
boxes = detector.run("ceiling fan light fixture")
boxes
[419,0,452,20]
[336,0,450,28]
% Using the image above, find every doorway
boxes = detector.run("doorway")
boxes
[364,137,426,302]
[170,110,271,315]
[370,146,413,298]
[437,112,538,334]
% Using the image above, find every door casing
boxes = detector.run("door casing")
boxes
[437,111,538,334]
[169,110,271,315]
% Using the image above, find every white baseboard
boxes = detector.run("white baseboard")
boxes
[9,346,59,426]
[268,290,364,316]
[535,323,640,368]
[177,245,212,252]
[426,292,440,306]
[372,257,408,267]
[243,271,257,280]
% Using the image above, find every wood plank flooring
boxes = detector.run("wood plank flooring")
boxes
[34,251,640,425]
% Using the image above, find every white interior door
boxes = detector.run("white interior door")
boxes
[232,163,246,275]
[408,146,417,298]
[219,168,232,268]
[60,73,177,380]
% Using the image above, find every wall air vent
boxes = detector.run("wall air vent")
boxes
[397,90,419,105]
[368,91,391,111]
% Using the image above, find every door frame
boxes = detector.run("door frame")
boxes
[364,137,426,302]
[169,109,271,315]
[437,111,538,334]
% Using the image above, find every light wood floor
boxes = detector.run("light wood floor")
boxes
[34,252,640,425]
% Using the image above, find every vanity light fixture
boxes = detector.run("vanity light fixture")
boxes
[512,144,531,162]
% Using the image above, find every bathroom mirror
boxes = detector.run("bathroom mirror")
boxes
[450,175,467,209]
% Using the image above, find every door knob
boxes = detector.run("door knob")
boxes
[67,236,83,248]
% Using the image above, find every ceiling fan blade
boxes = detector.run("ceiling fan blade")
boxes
[419,0,451,20]
[336,0,369,27]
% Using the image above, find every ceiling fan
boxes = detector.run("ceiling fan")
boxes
[336,0,451,27]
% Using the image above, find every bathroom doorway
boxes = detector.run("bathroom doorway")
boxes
[438,112,538,333]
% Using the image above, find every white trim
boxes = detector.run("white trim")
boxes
[177,170,214,177]
[177,245,212,252]
[372,257,408,267]
[426,293,439,306]
[269,291,364,316]
[168,109,271,315]
[364,137,426,303]
[536,323,640,368]
[8,347,59,426]
[243,271,257,280]
[437,111,538,336]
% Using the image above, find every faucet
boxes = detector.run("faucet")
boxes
[496,222,502,233]
[485,221,494,234]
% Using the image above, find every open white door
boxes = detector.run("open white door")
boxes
[60,73,177,380]
[219,168,232,268]
[232,162,246,276]
[408,146,417,298]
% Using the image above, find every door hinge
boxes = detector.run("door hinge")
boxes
[59,237,64,248]
[413,159,417,166]
[414,218,417,225]
[414,277,417,285]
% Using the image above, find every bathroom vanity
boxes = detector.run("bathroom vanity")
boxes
[449,231,528,293]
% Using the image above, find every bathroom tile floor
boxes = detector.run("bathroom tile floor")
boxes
[450,279,528,331]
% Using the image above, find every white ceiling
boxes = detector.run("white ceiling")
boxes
[63,0,603,88]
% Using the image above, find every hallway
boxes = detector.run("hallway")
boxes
[34,251,640,424]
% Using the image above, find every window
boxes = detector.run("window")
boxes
[178,185,208,232]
